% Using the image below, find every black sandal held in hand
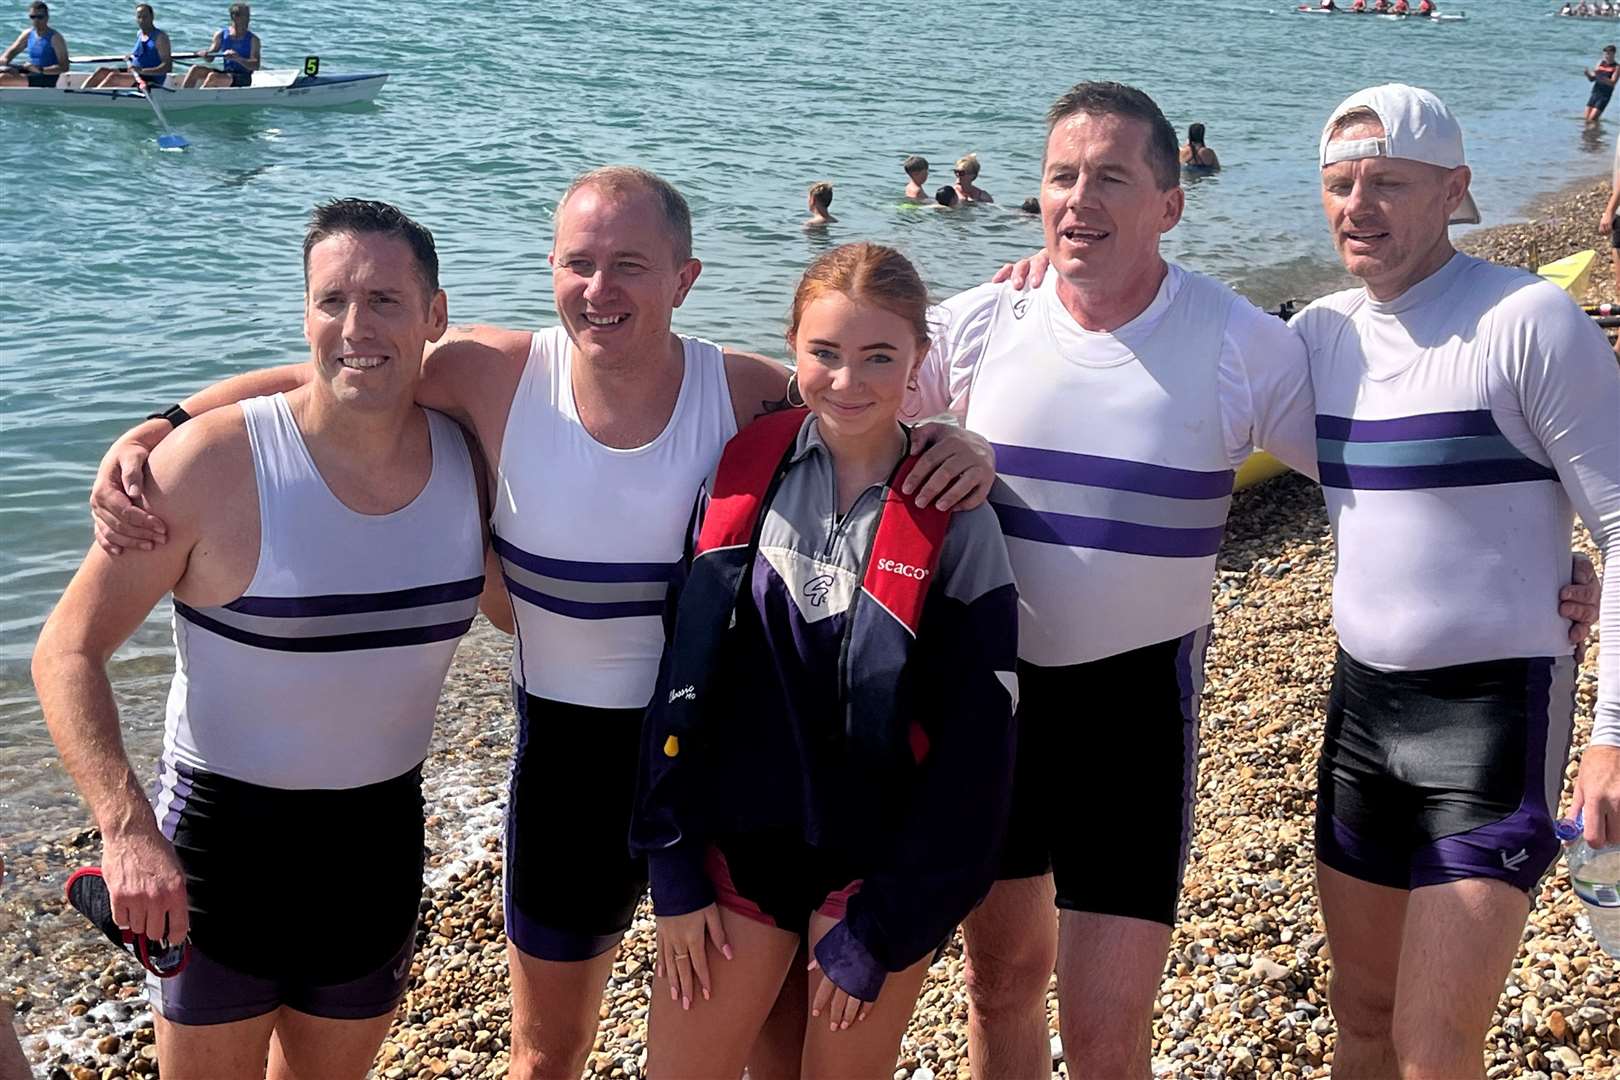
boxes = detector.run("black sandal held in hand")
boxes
[64,867,190,978]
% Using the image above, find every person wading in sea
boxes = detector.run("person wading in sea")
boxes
[1586,44,1619,126]
[34,200,491,1080]
[86,167,996,1080]
[1179,122,1221,171]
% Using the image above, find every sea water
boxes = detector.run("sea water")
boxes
[1,0,1614,848]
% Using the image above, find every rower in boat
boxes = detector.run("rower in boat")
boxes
[1417,0,1436,15]
[1373,0,1392,11]
[0,1,68,88]
[181,2,258,88]
[1350,0,1367,12]
[82,4,171,90]
[1392,0,1409,13]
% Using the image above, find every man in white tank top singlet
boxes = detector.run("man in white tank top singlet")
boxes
[1292,85,1620,1080]
[33,201,489,1080]
[85,167,997,1079]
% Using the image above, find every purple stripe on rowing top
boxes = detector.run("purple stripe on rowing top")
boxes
[176,601,473,651]
[1318,458,1558,490]
[1315,410,1498,442]
[993,503,1226,558]
[223,576,484,618]
[502,574,666,621]
[158,760,195,841]
[990,443,1234,500]
[492,534,679,584]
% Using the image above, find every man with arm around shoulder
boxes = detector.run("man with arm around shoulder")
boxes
[85,166,994,1080]
[33,199,489,1080]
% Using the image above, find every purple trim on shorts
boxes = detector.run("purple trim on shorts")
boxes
[1319,813,1411,890]
[148,926,414,1025]
[503,900,623,963]
[155,759,195,841]
[990,443,1235,499]
[1173,627,1208,900]
[1408,658,1572,894]
[289,928,416,1020]
[1315,410,1499,442]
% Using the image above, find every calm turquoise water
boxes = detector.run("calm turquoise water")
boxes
[0,0,1614,835]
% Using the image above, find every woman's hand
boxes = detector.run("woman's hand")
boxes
[655,904,731,1010]
[808,956,873,1031]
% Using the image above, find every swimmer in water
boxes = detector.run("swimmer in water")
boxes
[805,182,836,228]
[952,154,994,203]
[903,155,929,200]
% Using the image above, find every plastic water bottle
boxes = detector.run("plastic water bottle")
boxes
[1557,814,1620,958]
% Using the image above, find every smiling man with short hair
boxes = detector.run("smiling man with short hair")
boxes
[1293,84,1620,1080]
[33,199,488,1079]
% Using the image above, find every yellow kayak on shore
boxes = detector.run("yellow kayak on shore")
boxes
[1537,249,1596,298]
[1235,451,1291,491]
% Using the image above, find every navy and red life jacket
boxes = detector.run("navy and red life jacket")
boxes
[657,408,950,772]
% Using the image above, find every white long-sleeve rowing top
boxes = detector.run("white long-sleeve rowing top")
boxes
[1292,253,1620,746]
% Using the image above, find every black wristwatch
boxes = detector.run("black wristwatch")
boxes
[145,404,192,428]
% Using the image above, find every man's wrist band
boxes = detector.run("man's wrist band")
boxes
[145,404,191,428]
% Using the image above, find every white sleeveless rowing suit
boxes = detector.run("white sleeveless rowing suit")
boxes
[492,327,738,708]
[159,394,485,793]
[150,393,483,1023]
[493,327,739,963]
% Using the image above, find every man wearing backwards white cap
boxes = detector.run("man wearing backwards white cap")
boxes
[1293,84,1620,1079]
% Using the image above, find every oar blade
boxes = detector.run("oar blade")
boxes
[157,132,190,151]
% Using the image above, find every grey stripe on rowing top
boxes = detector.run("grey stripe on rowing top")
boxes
[1541,657,1578,814]
[191,596,480,638]
[991,474,1233,530]
[499,561,670,604]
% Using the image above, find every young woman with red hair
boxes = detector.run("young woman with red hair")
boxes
[632,242,1020,1078]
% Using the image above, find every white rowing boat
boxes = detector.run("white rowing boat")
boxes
[0,68,387,111]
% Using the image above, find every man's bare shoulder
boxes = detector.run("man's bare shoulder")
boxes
[142,407,255,526]
[428,324,535,367]
[724,349,792,426]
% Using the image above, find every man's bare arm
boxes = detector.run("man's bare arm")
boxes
[724,349,792,427]
[34,422,241,945]
[91,363,308,552]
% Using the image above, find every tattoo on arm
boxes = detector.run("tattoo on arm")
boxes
[757,395,794,418]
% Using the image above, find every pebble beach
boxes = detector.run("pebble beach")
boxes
[6,196,1619,1078]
